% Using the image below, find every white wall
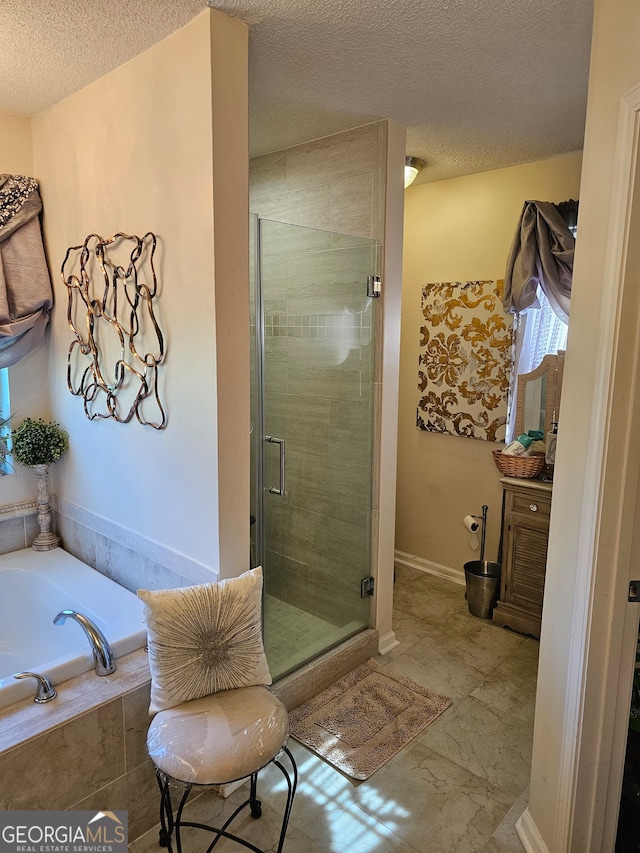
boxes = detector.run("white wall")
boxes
[0,112,32,170]
[28,10,248,578]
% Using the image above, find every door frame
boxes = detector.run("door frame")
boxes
[591,83,640,850]
[568,80,640,851]
[518,80,640,852]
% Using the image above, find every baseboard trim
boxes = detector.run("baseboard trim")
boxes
[516,808,550,853]
[394,549,465,586]
[378,629,399,655]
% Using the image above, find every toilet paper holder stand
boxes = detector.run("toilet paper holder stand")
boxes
[471,505,488,560]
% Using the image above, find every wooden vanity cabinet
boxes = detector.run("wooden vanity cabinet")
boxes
[493,477,553,638]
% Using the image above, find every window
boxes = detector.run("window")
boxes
[518,287,568,374]
[503,200,576,443]
[505,288,568,442]
[0,368,11,474]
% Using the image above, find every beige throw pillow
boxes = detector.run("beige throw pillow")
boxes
[138,566,271,714]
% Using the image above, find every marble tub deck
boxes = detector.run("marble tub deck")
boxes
[131,566,537,853]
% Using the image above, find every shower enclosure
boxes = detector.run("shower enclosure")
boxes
[250,216,379,679]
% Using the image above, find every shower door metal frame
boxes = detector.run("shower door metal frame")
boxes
[252,216,288,573]
[252,214,267,575]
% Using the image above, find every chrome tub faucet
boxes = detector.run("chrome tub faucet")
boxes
[13,671,57,703]
[53,609,117,675]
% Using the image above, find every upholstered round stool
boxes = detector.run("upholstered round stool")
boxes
[147,686,297,853]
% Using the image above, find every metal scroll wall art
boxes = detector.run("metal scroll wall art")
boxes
[61,232,166,429]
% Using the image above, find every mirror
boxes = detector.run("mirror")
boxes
[514,350,565,439]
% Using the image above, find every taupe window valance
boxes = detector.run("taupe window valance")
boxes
[0,175,54,368]
[503,200,576,323]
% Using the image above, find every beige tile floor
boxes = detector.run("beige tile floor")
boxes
[131,565,537,853]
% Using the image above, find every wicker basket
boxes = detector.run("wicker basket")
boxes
[492,449,545,479]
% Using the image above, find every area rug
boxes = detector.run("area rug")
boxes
[288,658,451,780]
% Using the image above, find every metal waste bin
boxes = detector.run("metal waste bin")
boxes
[464,560,501,619]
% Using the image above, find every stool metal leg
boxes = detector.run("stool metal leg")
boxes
[153,747,297,853]
[156,770,176,850]
[272,747,298,853]
[249,773,262,819]
[156,771,192,853]
[174,784,193,853]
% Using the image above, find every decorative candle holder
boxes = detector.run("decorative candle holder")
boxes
[31,464,60,551]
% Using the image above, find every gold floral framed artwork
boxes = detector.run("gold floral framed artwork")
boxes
[417,280,513,442]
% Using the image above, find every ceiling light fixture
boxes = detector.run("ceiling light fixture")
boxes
[404,156,426,188]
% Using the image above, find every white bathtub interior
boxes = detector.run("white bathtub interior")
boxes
[0,547,146,709]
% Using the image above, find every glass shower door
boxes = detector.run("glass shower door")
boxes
[251,216,378,680]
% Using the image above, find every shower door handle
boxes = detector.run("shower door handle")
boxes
[265,435,286,495]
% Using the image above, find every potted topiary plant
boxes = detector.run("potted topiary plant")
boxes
[11,417,69,551]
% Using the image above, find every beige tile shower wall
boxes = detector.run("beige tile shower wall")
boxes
[261,246,375,620]
[250,122,387,242]
[250,123,388,622]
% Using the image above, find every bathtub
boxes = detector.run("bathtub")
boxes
[0,547,146,709]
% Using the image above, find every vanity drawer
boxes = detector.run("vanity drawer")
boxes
[511,492,551,519]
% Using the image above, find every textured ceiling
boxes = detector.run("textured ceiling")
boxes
[0,0,594,184]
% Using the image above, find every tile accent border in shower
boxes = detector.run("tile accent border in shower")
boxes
[263,313,371,340]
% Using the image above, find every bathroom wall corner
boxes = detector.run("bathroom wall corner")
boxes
[372,119,406,645]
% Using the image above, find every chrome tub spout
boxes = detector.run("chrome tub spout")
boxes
[53,609,117,675]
